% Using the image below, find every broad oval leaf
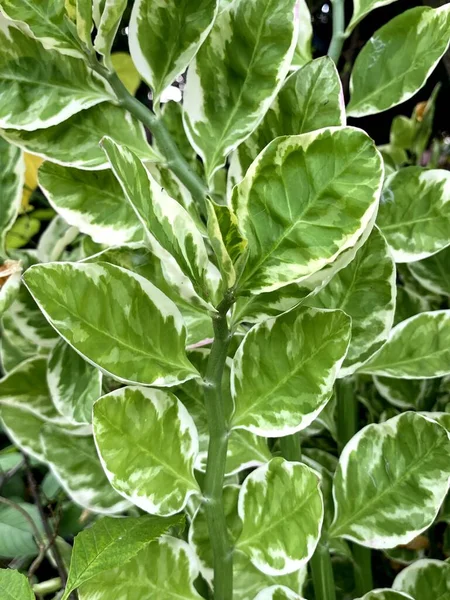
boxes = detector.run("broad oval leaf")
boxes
[377,167,450,263]
[39,162,143,246]
[0,138,24,256]
[41,425,129,514]
[93,386,200,515]
[1,104,160,170]
[0,569,34,600]
[62,514,183,600]
[393,558,450,600]
[231,307,350,437]
[346,1,400,34]
[23,261,198,386]
[0,0,83,58]
[356,592,413,600]
[357,311,450,379]
[232,127,383,294]
[183,0,298,179]
[79,536,202,600]
[330,412,450,548]
[0,16,114,130]
[308,227,396,376]
[129,0,218,104]
[347,6,450,117]
[47,339,102,425]
[236,458,323,575]
[408,245,450,296]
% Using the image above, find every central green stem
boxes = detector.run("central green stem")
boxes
[203,292,235,600]
[327,0,346,64]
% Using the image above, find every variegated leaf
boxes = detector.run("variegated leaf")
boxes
[102,137,220,303]
[408,245,450,296]
[0,0,84,58]
[254,587,305,600]
[0,262,22,317]
[0,16,114,131]
[373,377,430,410]
[75,0,93,48]
[232,57,345,183]
[231,308,351,437]
[0,138,24,256]
[1,103,160,170]
[232,127,383,294]
[357,311,450,379]
[347,6,450,117]
[79,536,202,600]
[377,167,450,262]
[23,262,198,386]
[291,0,312,68]
[356,591,413,600]
[129,0,218,105]
[307,227,396,376]
[183,0,298,179]
[93,0,127,62]
[41,424,129,514]
[330,412,450,548]
[237,458,323,575]
[39,162,143,245]
[93,386,200,515]
[346,1,401,34]
[393,558,450,600]
[47,339,102,425]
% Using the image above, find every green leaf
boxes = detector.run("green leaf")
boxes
[232,57,345,181]
[307,227,396,376]
[0,569,34,600]
[129,0,218,104]
[93,386,200,515]
[254,587,305,600]
[231,307,351,436]
[393,558,450,600]
[330,412,450,547]
[23,261,198,386]
[78,536,203,599]
[1,103,160,170]
[5,216,40,250]
[0,139,24,256]
[0,0,83,58]
[346,1,400,34]
[291,0,312,68]
[357,311,450,379]
[373,377,430,410]
[47,339,102,425]
[0,502,42,559]
[183,0,298,179]
[377,167,450,262]
[93,0,127,62]
[347,6,450,117]
[408,245,450,296]
[356,591,413,600]
[236,458,323,575]
[41,424,129,514]
[101,137,219,303]
[63,514,184,600]
[38,162,143,246]
[110,52,141,95]
[232,127,383,294]
[0,16,113,131]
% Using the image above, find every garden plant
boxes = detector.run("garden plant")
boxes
[0,0,450,599]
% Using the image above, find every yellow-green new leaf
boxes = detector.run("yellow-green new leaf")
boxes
[231,308,351,437]
[39,162,143,246]
[63,514,184,600]
[377,167,450,263]
[1,104,160,170]
[93,0,127,62]
[356,592,413,600]
[308,227,396,376]
[41,425,130,514]
[236,458,323,575]
[330,412,450,548]
[393,558,450,600]
[233,127,383,294]
[346,1,401,34]
[79,536,202,600]
[0,568,34,600]
[93,387,200,515]
[0,16,114,131]
[408,246,450,296]
[47,339,102,425]
[0,139,24,256]
[110,52,141,95]
[129,0,218,105]
[0,0,83,58]
[23,262,198,386]
[347,6,450,117]
[357,311,450,379]
[183,0,298,179]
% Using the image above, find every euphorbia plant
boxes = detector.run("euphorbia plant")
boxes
[0,1,450,599]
